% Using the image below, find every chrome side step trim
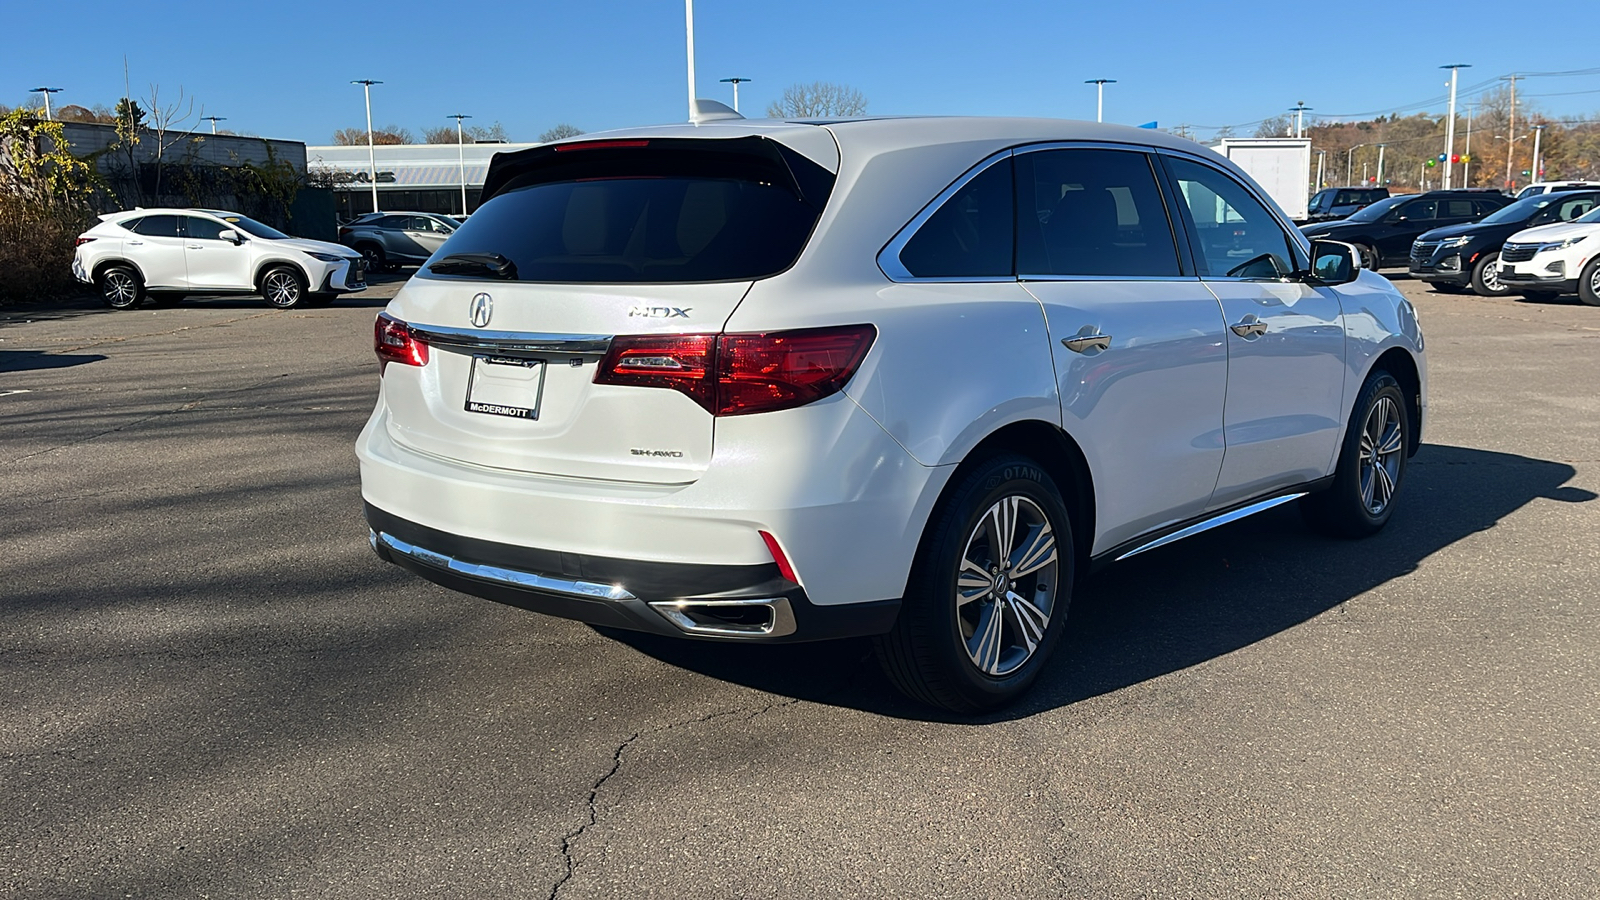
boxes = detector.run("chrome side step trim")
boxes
[406,324,613,357]
[373,530,636,601]
[1113,493,1307,562]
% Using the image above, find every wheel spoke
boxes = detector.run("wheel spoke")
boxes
[1360,465,1376,509]
[1005,590,1048,650]
[969,603,1006,675]
[1377,422,1404,457]
[957,559,991,606]
[1009,523,1057,577]
[1374,459,1396,506]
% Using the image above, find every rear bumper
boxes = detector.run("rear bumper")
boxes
[366,503,900,642]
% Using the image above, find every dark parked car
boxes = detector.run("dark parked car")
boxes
[1409,190,1600,296]
[338,212,462,271]
[1304,186,1389,223]
[1300,190,1512,270]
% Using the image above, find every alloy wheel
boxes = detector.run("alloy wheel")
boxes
[264,271,301,307]
[1483,262,1503,293]
[103,272,137,307]
[955,495,1059,677]
[1358,396,1404,515]
[1590,266,1600,294]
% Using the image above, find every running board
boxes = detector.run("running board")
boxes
[1113,493,1308,563]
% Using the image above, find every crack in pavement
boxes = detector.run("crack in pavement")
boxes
[547,653,874,900]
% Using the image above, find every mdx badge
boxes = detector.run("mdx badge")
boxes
[470,293,493,328]
[628,306,691,318]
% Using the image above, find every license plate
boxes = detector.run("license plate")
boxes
[465,355,545,420]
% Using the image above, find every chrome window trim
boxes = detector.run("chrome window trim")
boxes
[877,148,1016,283]
[407,323,613,357]
[1018,274,1205,283]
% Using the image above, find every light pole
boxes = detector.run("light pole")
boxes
[1346,143,1367,186]
[685,0,697,120]
[718,77,751,113]
[29,87,63,120]
[352,79,382,214]
[1376,143,1386,186]
[1531,124,1546,186]
[1288,101,1313,138]
[1085,79,1116,123]
[1315,150,1326,191]
[448,114,472,216]
[1502,74,1521,189]
[1463,102,1475,186]
[202,116,226,134]
[1440,64,1470,189]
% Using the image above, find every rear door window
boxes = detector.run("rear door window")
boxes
[427,138,834,284]
[1015,148,1179,277]
[898,158,1015,279]
[130,215,182,237]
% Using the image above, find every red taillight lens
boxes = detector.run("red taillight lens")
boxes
[338,227,351,238]
[594,325,876,417]
[553,139,650,152]
[715,325,876,416]
[595,334,717,411]
[75,236,96,247]
[375,313,428,370]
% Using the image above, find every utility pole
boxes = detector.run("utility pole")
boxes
[352,79,382,214]
[1086,79,1116,123]
[448,113,472,216]
[718,77,751,113]
[1441,63,1470,190]
[1346,143,1367,186]
[1289,101,1313,138]
[1531,124,1546,186]
[202,116,226,134]
[29,87,63,120]
[1463,102,1475,186]
[685,0,697,121]
[1503,74,1520,190]
[1377,143,1386,186]
[1316,150,1326,191]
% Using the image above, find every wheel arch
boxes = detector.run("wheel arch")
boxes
[252,259,311,291]
[1370,346,1423,456]
[929,420,1096,573]
[92,258,145,283]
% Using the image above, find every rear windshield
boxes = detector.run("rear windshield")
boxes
[422,138,834,284]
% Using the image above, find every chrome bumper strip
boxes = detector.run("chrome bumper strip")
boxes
[1114,493,1308,562]
[372,530,636,601]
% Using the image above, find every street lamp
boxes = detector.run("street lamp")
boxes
[1463,102,1476,186]
[1289,101,1313,138]
[1085,79,1116,123]
[1376,143,1386,186]
[718,77,752,114]
[1440,63,1470,189]
[1531,124,1547,187]
[1346,143,1368,186]
[448,113,472,217]
[29,87,63,120]
[685,0,697,121]
[352,79,383,214]
[201,116,226,135]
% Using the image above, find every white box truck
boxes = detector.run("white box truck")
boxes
[1209,138,1312,223]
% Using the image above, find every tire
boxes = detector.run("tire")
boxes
[1470,252,1510,297]
[1579,257,1600,307]
[356,243,386,273]
[1355,243,1381,272]
[1301,370,1409,539]
[96,265,144,310]
[876,454,1074,713]
[259,265,308,309]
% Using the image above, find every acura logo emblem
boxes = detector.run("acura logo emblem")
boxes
[470,293,493,328]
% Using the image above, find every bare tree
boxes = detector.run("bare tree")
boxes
[1255,115,1294,138]
[332,125,413,145]
[426,121,512,144]
[766,83,868,118]
[144,84,203,202]
[538,124,583,142]
[422,125,456,144]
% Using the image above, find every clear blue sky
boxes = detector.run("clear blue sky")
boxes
[6,0,1597,144]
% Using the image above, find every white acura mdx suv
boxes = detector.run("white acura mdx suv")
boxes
[358,115,1426,712]
[1496,204,1600,304]
[73,208,366,309]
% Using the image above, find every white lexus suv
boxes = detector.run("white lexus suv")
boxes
[73,208,366,309]
[1496,204,1600,305]
[357,115,1426,712]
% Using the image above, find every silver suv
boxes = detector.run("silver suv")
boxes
[338,212,461,271]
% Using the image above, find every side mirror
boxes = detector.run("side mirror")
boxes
[1305,239,1359,285]
[218,228,243,244]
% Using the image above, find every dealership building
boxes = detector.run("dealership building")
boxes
[307,141,540,220]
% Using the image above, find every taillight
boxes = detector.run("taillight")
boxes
[595,325,875,417]
[375,313,428,370]
[75,236,96,247]
[338,227,351,239]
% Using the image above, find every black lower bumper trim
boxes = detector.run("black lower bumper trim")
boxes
[364,503,900,642]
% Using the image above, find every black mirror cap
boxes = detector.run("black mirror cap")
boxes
[1305,239,1359,286]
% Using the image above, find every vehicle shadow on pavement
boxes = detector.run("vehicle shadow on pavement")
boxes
[0,350,108,373]
[605,444,1596,722]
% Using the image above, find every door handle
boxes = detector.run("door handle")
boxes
[1230,315,1268,338]
[127,240,144,245]
[186,245,203,250]
[1062,328,1112,354]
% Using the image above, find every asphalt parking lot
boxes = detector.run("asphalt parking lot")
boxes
[3,274,1597,898]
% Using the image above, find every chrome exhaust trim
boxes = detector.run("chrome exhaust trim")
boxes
[648,597,798,639]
